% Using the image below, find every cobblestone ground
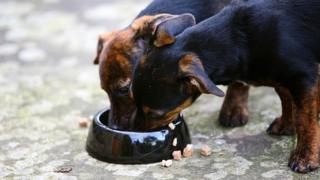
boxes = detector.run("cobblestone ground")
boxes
[0,0,319,179]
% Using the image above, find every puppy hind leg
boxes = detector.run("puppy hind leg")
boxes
[267,86,296,136]
[218,81,250,127]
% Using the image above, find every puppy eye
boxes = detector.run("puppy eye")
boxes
[117,86,129,96]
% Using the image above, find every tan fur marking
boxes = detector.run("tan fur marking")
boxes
[100,32,114,40]
[131,15,155,31]
[131,14,173,35]
[154,28,175,47]
[98,28,136,90]
[179,54,204,73]
[118,78,131,88]
[142,105,152,115]
[190,78,201,89]
[289,82,320,173]
[141,98,193,130]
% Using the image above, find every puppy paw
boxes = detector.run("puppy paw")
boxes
[266,117,295,136]
[218,108,249,127]
[288,149,319,173]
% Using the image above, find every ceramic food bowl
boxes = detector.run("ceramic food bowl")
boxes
[86,109,191,164]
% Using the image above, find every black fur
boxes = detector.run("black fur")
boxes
[186,0,320,99]
[133,0,320,109]
[137,0,232,21]
[132,0,320,173]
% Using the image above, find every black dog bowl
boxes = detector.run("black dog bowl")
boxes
[86,109,191,164]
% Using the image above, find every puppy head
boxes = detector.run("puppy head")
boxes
[131,16,224,129]
[93,13,195,128]
[96,29,138,128]
[132,53,224,129]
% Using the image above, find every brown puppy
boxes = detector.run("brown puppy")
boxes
[94,15,178,129]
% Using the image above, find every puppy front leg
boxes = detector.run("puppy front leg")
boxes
[288,85,320,173]
[267,86,296,135]
[218,81,250,127]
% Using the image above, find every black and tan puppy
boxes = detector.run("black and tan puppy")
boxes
[132,0,320,173]
[93,0,252,130]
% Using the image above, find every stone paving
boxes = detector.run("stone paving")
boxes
[0,0,320,179]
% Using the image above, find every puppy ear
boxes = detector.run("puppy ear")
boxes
[153,13,196,47]
[93,32,113,65]
[93,38,103,65]
[131,14,195,47]
[179,55,225,97]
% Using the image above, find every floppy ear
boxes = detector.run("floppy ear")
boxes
[153,13,196,47]
[131,14,195,47]
[93,32,113,65]
[179,55,225,97]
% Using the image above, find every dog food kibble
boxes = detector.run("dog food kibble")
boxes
[78,118,90,128]
[183,144,193,157]
[172,150,182,160]
[161,160,173,167]
[200,145,212,156]
[168,123,175,130]
[172,138,177,146]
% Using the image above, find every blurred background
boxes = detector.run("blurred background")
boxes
[0,0,318,179]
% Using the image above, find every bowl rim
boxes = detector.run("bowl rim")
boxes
[95,109,183,134]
